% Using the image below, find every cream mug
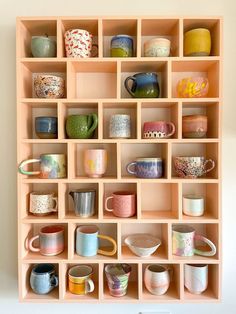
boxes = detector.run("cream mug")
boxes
[184,264,208,294]
[183,195,205,217]
[144,264,172,296]
[29,192,58,216]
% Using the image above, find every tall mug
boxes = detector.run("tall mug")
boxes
[184,264,208,294]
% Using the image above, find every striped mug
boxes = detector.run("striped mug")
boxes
[68,265,94,295]
[105,264,132,297]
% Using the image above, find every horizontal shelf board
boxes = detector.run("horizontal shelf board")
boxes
[142,284,180,301]
[63,287,99,301]
[22,289,59,302]
[184,288,219,301]
[172,254,219,263]
[23,251,68,262]
[141,210,179,220]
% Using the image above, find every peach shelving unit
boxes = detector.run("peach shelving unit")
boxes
[16,16,222,303]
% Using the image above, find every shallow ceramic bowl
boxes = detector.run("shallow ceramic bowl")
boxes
[177,76,209,98]
[34,75,65,99]
[124,234,161,257]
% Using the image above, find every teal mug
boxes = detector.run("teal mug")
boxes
[66,114,98,139]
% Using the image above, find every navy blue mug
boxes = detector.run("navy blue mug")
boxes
[30,264,58,295]
[35,116,58,139]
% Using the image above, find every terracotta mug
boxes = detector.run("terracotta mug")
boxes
[68,265,95,295]
[182,115,208,138]
[84,149,107,178]
[172,225,216,257]
[143,121,175,138]
[105,191,136,218]
[144,264,172,296]
[184,264,208,294]
[174,156,215,178]
[29,192,58,216]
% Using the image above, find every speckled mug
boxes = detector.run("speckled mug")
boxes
[109,114,131,138]
[174,156,215,178]
[34,75,65,99]
[30,192,58,216]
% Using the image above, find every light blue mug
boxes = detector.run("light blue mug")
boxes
[30,263,58,295]
[76,225,117,257]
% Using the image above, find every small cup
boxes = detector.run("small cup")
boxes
[143,121,175,138]
[111,35,133,57]
[34,75,65,99]
[184,28,211,56]
[105,191,136,218]
[109,114,131,138]
[68,265,95,295]
[144,264,172,296]
[84,149,107,178]
[144,38,171,57]
[35,116,58,139]
[30,264,58,295]
[182,115,208,138]
[29,192,58,216]
[31,36,57,58]
[183,195,205,217]
[126,158,163,178]
[105,264,132,297]
[184,264,208,294]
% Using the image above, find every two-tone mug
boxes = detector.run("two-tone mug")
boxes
[126,158,163,178]
[143,121,175,138]
[105,191,136,218]
[110,35,133,57]
[30,263,58,295]
[68,265,95,295]
[144,264,172,296]
[184,264,208,294]
[29,192,58,216]
[182,115,208,138]
[183,195,205,217]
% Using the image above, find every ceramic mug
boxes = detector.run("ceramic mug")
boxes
[126,158,163,178]
[68,265,94,295]
[109,114,131,138]
[177,77,209,98]
[184,264,208,294]
[144,38,171,57]
[69,189,96,218]
[172,225,216,257]
[182,115,208,138]
[66,114,98,139]
[31,36,57,58]
[105,263,132,297]
[29,192,58,216]
[30,263,58,295]
[174,156,215,178]
[143,121,175,138]
[35,116,58,139]
[64,29,98,58]
[28,225,64,256]
[34,75,65,99]
[76,225,117,257]
[144,264,172,296]
[184,28,211,56]
[84,149,107,178]
[18,154,67,179]
[183,195,205,217]
[124,72,160,98]
[105,191,136,218]
[111,35,133,57]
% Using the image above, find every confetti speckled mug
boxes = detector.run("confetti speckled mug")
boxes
[34,75,65,99]
[174,156,215,178]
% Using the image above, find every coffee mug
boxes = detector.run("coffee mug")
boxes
[76,225,117,257]
[30,263,58,295]
[172,225,216,257]
[124,73,160,98]
[143,121,175,138]
[177,77,209,98]
[184,264,208,294]
[182,115,208,138]
[183,195,205,217]
[68,265,94,295]
[144,264,172,296]
[109,114,131,138]
[29,192,58,216]
[126,158,163,178]
[69,189,96,218]
[66,114,98,139]
[34,75,65,99]
[111,35,133,57]
[28,225,64,256]
[184,28,211,56]
[84,149,107,178]
[35,116,58,139]
[174,156,215,178]
[105,191,136,218]
[18,154,67,179]
[105,263,131,297]
[144,38,171,57]
[64,29,98,58]
[31,36,57,58]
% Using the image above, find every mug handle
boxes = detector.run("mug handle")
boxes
[124,76,136,97]
[85,278,95,293]
[51,197,58,212]
[203,159,215,174]
[87,113,98,136]
[126,162,137,175]
[97,235,117,256]
[194,234,217,257]
[105,196,114,212]
[18,158,41,176]
[28,235,40,252]
[50,274,59,288]
[166,122,176,137]
[91,44,98,57]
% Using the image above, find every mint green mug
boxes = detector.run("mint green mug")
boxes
[66,114,98,139]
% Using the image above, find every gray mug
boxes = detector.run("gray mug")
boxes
[69,189,96,218]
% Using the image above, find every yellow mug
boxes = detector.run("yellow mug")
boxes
[68,265,94,295]
[184,28,211,56]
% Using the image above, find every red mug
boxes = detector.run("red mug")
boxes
[105,191,136,218]
[143,121,175,138]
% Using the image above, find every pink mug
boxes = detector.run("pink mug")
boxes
[143,121,175,138]
[84,149,107,178]
[105,191,136,218]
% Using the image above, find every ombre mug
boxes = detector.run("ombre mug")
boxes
[184,264,208,294]
[144,264,172,296]
[30,263,58,295]
[105,191,136,218]
[18,154,67,179]
[29,192,58,216]
[172,225,216,257]
[84,149,107,178]
[68,265,95,295]
[76,225,117,257]
[28,225,64,256]
[126,158,163,178]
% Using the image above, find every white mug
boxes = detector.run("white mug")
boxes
[184,264,208,294]
[29,192,58,216]
[144,264,172,296]
[183,195,204,217]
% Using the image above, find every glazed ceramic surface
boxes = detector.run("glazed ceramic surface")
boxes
[35,116,58,139]
[174,156,215,178]
[68,265,94,295]
[66,114,98,139]
[144,38,171,57]
[177,77,209,98]
[126,157,163,178]
[105,191,136,218]
[182,115,208,138]
[76,225,117,257]
[30,264,58,295]
[143,121,175,138]
[110,35,133,57]
[172,225,216,257]
[34,75,65,99]
[184,28,211,56]
[183,195,205,217]
[84,149,107,178]
[69,189,96,218]
[31,36,57,58]
[109,114,131,138]
[184,264,208,295]
[124,72,160,98]
[28,225,64,256]
[105,264,131,297]
[18,154,67,179]
[144,264,171,296]
[124,234,161,257]
[29,192,58,216]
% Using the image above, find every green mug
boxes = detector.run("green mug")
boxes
[66,114,98,139]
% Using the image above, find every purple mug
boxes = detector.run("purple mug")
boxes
[126,158,163,178]
[143,121,175,138]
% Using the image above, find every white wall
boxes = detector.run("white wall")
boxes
[0,0,235,313]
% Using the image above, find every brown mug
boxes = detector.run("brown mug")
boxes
[182,115,207,138]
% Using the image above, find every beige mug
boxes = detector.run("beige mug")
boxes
[29,192,58,216]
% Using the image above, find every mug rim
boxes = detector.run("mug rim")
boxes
[31,36,56,42]
[185,264,208,268]
[40,153,65,157]
[34,74,64,80]
[185,28,210,35]
[65,28,92,35]
[40,225,64,235]
[70,189,96,194]
[112,191,135,196]
[112,34,133,39]
[68,265,93,279]
[146,264,167,273]
[143,120,171,124]
[30,191,56,197]
[77,225,99,234]
[133,72,158,77]
[111,114,131,118]
[35,116,58,120]
[174,156,205,160]
[105,263,131,275]
[183,194,204,200]
[145,37,171,44]
[172,224,195,234]
[182,114,207,120]
[32,263,55,275]
[135,157,162,162]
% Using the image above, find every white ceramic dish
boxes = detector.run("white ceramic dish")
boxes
[124,233,162,257]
